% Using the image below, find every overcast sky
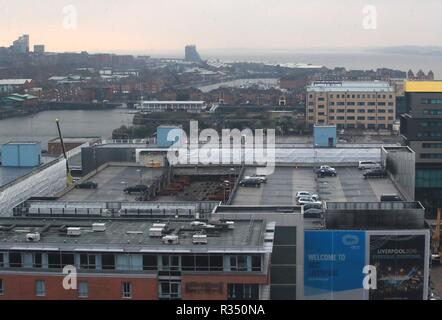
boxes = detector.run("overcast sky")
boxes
[1,0,441,53]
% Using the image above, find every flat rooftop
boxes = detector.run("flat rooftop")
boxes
[232,166,402,205]
[59,165,164,202]
[48,137,100,144]
[0,217,266,252]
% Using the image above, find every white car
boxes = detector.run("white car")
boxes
[358,161,380,170]
[298,197,322,205]
[296,191,319,200]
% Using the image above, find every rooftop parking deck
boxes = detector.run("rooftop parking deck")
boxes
[232,166,402,205]
[60,165,164,202]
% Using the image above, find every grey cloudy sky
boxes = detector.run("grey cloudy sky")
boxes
[1,0,441,53]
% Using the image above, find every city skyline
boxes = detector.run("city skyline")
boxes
[1,0,442,53]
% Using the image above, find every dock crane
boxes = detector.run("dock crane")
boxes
[55,118,73,186]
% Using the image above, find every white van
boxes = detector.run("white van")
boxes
[358,161,380,170]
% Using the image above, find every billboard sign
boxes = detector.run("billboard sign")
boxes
[304,230,366,300]
[368,232,429,300]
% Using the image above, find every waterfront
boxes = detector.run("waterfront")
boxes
[0,109,134,148]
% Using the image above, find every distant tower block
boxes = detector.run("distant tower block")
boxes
[185,45,203,63]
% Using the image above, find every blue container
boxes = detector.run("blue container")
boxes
[1,142,41,167]
[314,125,337,148]
[157,126,182,148]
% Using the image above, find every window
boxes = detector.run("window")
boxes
[228,284,259,300]
[318,105,325,109]
[143,255,157,271]
[368,116,376,120]
[122,282,132,299]
[337,109,345,113]
[78,282,88,298]
[368,102,376,106]
[35,280,45,297]
[102,254,115,270]
[378,109,386,113]
[196,255,209,271]
[80,254,96,270]
[230,255,248,272]
[346,109,355,113]
[367,109,376,113]
[337,116,345,120]
[357,102,366,106]
[34,253,42,268]
[161,255,180,271]
[329,116,335,120]
[347,116,355,120]
[424,109,442,115]
[378,116,386,120]
[159,281,181,299]
[61,253,74,267]
[252,255,262,272]
[9,252,22,268]
[357,116,365,120]
[0,253,4,267]
[347,102,355,106]
[48,253,61,269]
[209,255,223,271]
[0,279,3,295]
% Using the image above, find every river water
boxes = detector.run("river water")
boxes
[0,109,135,149]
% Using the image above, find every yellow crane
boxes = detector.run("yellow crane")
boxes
[55,119,74,186]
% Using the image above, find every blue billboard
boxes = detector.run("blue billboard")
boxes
[304,230,366,299]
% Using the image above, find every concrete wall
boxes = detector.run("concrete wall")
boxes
[81,147,136,175]
[381,147,416,201]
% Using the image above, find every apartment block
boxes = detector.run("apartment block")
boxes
[306,81,396,130]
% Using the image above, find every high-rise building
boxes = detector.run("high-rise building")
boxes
[400,81,442,216]
[306,81,396,130]
[184,45,202,63]
[33,45,45,54]
[11,34,29,54]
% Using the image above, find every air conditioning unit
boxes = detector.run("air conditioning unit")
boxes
[152,223,167,229]
[92,223,106,232]
[162,235,179,245]
[26,233,41,242]
[193,234,208,245]
[67,227,81,236]
[149,227,164,237]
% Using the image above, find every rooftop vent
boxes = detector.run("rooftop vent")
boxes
[67,227,81,236]
[162,235,179,245]
[26,232,41,242]
[192,234,208,245]
[92,223,106,232]
[149,227,164,238]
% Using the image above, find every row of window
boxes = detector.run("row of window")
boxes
[423,110,442,115]
[420,153,442,159]
[417,132,442,138]
[0,279,131,299]
[420,121,442,128]
[311,94,393,99]
[423,143,442,149]
[0,252,262,273]
[422,99,442,105]
[327,109,394,113]
[327,116,393,121]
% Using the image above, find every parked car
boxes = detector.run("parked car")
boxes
[304,203,323,211]
[318,166,337,177]
[75,181,98,189]
[296,191,319,200]
[298,197,322,205]
[363,168,387,179]
[124,184,148,194]
[304,208,323,218]
[244,175,267,183]
[251,175,267,183]
[239,178,261,187]
[380,194,402,202]
[358,161,381,170]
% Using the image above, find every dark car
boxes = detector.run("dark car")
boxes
[303,203,323,211]
[363,168,387,179]
[304,208,323,219]
[380,194,402,202]
[75,181,98,189]
[239,178,261,188]
[124,184,148,194]
[318,167,337,177]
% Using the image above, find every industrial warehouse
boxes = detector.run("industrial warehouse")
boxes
[0,125,433,300]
